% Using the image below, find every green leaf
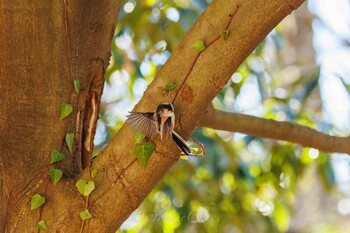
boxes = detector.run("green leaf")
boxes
[60,103,73,121]
[49,167,63,185]
[92,151,99,158]
[50,150,65,163]
[134,141,155,167]
[65,133,74,153]
[220,29,229,40]
[162,81,176,94]
[133,131,145,144]
[91,169,97,178]
[191,40,206,51]
[36,220,47,230]
[75,179,95,196]
[80,209,92,220]
[31,194,46,210]
[74,80,81,94]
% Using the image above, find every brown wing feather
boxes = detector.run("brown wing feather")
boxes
[125,112,157,138]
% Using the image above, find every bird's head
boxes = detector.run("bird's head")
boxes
[157,102,174,117]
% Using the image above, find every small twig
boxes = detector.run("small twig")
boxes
[79,195,89,233]
[188,136,206,157]
[79,219,85,233]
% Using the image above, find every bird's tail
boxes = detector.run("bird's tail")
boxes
[172,131,191,155]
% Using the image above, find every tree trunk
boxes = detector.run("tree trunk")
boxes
[0,0,304,232]
[0,1,121,232]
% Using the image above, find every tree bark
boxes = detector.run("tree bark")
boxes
[0,0,305,232]
[200,105,350,154]
[0,0,121,232]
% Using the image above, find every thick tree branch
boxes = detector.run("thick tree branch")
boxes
[85,0,306,230]
[200,106,350,154]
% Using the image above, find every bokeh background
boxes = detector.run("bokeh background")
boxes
[94,0,350,232]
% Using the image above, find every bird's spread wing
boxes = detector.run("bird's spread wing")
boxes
[125,112,157,138]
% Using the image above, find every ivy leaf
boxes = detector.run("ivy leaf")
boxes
[65,133,74,153]
[134,141,155,167]
[50,150,65,163]
[49,167,63,185]
[74,80,81,94]
[36,220,47,230]
[31,194,46,210]
[133,132,145,144]
[220,29,229,40]
[91,169,98,178]
[162,81,176,94]
[75,179,95,196]
[191,40,206,51]
[60,103,73,121]
[80,209,92,220]
[92,151,99,158]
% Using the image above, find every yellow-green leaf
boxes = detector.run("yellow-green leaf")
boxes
[74,80,81,94]
[49,167,63,185]
[31,194,46,210]
[50,150,65,163]
[60,103,73,121]
[80,209,92,220]
[91,169,98,178]
[92,151,99,158]
[134,142,155,167]
[220,29,229,40]
[162,81,176,94]
[191,40,206,51]
[36,220,47,230]
[75,179,95,196]
[65,133,74,153]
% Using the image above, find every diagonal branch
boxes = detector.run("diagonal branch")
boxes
[82,0,306,230]
[200,105,350,154]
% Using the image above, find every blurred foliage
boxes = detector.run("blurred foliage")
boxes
[94,1,350,233]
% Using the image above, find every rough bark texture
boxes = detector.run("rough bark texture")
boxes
[0,0,121,232]
[0,0,305,232]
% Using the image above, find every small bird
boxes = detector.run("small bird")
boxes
[125,102,191,155]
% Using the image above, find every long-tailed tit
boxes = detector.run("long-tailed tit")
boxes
[125,102,191,155]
